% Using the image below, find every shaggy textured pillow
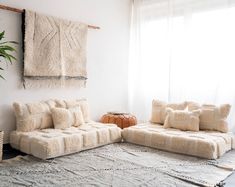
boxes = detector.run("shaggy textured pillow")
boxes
[55,99,91,123]
[164,108,201,131]
[51,107,85,129]
[13,100,56,132]
[151,99,187,124]
[187,102,231,133]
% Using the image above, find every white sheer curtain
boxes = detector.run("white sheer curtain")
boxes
[128,0,235,130]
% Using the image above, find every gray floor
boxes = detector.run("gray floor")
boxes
[2,144,235,187]
[224,174,235,187]
[3,144,26,160]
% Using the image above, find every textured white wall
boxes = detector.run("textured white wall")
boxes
[0,0,131,143]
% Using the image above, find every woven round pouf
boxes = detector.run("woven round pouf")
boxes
[100,112,137,129]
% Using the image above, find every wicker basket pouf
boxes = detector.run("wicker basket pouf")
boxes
[100,112,137,129]
[0,131,3,162]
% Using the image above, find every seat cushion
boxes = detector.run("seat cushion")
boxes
[122,123,235,159]
[10,123,122,159]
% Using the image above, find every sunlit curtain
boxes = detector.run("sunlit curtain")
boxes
[128,0,235,130]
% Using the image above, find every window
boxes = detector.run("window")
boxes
[129,0,235,128]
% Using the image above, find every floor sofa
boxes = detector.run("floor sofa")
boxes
[122,123,235,159]
[122,100,235,159]
[9,98,235,160]
[10,123,121,159]
[10,99,122,159]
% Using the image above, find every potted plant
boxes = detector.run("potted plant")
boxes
[0,31,17,80]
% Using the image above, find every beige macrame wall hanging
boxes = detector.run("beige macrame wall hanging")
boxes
[0,4,100,88]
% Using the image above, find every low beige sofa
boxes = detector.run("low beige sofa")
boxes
[9,98,235,160]
[10,99,122,159]
[122,123,235,159]
[10,122,121,159]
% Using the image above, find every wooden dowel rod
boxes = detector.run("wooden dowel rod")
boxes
[0,4,100,29]
[0,4,22,13]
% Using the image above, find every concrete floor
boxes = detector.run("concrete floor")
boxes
[2,145,235,187]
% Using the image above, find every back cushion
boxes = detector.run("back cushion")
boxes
[151,99,187,124]
[187,102,231,133]
[13,100,56,132]
[55,99,91,123]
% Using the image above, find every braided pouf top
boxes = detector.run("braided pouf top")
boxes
[100,113,137,129]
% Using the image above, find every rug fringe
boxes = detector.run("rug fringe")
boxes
[24,79,86,89]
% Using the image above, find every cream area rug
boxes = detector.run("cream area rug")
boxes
[1,143,235,187]
[23,10,88,88]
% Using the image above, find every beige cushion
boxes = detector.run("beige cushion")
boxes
[51,107,85,129]
[122,123,235,159]
[151,99,187,124]
[164,108,200,131]
[55,99,91,123]
[10,123,122,159]
[13,100,56,132]
[188,102,231,133]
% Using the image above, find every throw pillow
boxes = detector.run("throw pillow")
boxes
[151,99,187,124]
[187,102,231,133]
[51,106,85,129]
[164,108,201,131]
[55,99,91,123]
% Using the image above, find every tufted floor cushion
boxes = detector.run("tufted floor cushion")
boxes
[10,122,122,159]
[122,123,235,159]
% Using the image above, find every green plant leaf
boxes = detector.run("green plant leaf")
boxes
[0,41,18,45]
[0,45,16,52]
[0,31,5,40]
[0,30,18,81]
[0,74,5,80]
[0,51,16,64]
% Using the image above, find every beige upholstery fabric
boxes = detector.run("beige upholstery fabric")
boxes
[13,100,56,132]
[188,102,231,133]
[51,107,85,129]
[10,123,122,159]
[164,108,200,131]
[122,123,235,159]
[151,99,187,124]
[55,99,91,122]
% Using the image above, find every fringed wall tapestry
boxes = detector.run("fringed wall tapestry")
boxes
[22,10,88,88]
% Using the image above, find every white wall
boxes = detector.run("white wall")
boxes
[0,0,131,143]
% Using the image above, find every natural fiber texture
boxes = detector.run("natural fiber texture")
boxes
[122,123,235,159]
[12,99,91,132]
[100,113,137,129]
[55,99,91,122]
[23,10,88,88]
[13,100,57,132]
[151,99,187,124]
[188,102,231,132]
[0,131,3,162]
[10,123,122,159]
[51,106,85,129]
[164,108,201,131]
[1,143,235,187]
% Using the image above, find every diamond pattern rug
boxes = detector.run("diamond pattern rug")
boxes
[1,143,235,187]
